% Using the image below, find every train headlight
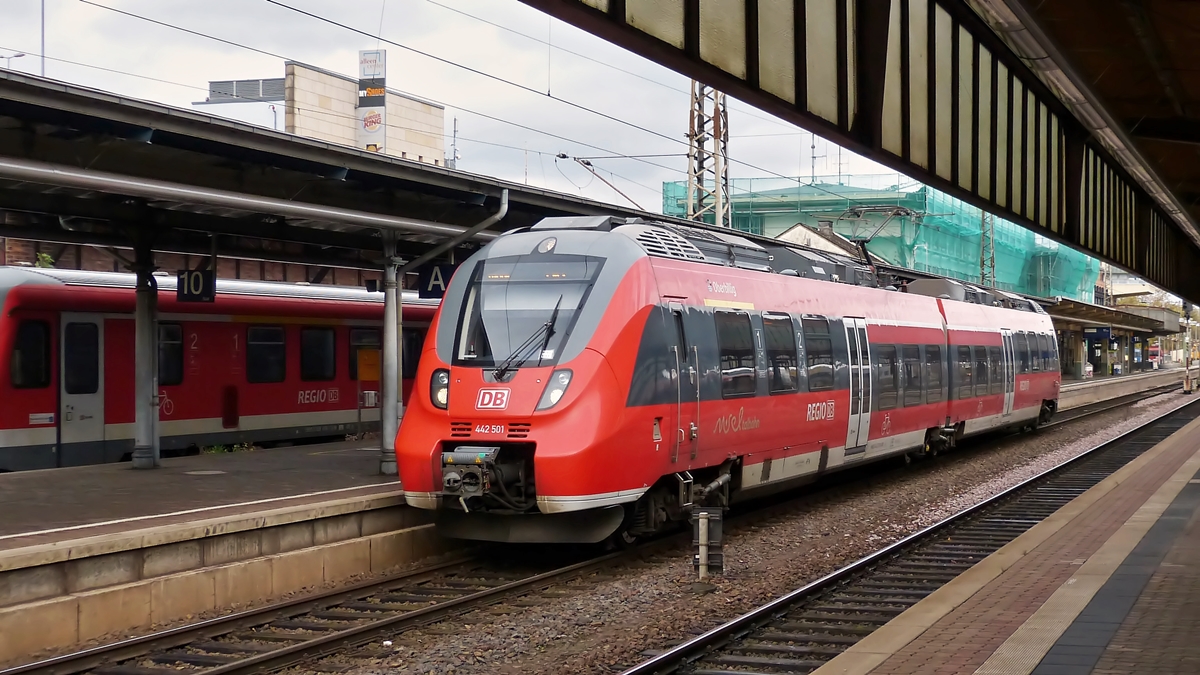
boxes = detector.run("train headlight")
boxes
[431,369,450,409]
[537,369,573,410]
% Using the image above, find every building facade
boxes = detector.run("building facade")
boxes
[664,174,1101,303]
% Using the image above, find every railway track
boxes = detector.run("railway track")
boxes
[1,550,643,675]
[621,396,1200,675]
[8,386,1183,675]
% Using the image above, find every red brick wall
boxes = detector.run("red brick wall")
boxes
[0,237,374,289]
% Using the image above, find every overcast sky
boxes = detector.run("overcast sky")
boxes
[0,0,894,212]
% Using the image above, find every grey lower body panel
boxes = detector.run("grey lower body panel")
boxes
[434,505,626,544]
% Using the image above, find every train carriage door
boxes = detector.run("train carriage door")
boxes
[1001,329,1016,416]
[60,313,105,463]
[668,303,699,463]
[844,318,871,454]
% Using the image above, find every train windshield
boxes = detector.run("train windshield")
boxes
[454,254,603,368]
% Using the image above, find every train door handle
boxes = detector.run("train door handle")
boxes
[689,422,698,440]
[677,428,686,443]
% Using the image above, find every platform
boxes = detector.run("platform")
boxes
[0,441,465,667]
[814,401,1200,675]
[0,439,395,548]
[1057,366,1195,411]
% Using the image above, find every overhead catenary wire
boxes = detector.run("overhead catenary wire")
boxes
[62,0,874,211]
[259,0,873,206]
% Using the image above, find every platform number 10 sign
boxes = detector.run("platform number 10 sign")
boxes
[176,269,216,303]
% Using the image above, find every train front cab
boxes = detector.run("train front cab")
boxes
[396,220,661,543]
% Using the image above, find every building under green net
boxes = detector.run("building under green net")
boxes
[662,174,1101,303]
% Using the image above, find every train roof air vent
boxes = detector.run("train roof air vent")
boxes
[619,225,709,262]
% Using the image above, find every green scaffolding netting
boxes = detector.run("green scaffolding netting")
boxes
[662,174,1100,302]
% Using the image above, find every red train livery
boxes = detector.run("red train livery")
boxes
[0,267,437,471]
[395,216,1061,544]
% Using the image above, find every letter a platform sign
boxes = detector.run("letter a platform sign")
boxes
[418,263,457,299]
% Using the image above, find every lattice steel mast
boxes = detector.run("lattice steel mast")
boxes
[686,81,731,228]
[980,211,996,286]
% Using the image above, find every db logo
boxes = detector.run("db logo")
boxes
[476,389,510,410]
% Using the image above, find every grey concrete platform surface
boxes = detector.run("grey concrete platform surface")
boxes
[0,440,396,549]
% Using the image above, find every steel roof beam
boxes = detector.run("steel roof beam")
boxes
[0,156,499,241]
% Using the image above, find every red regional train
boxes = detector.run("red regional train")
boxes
[0,267,437,471]
[395,216,1061,544]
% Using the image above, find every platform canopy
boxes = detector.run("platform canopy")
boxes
[1045,297,1166,334]
[0,70,672,267]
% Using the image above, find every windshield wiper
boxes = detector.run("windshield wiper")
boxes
[492,295,563,379]
[537,295,564,367]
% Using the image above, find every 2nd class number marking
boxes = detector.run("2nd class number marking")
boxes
[475,424,505,435]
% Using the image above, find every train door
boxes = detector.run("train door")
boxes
[1001,329,1016,416]
[59,313,105,463]
[668,303,699,463]
[844,318,872,454]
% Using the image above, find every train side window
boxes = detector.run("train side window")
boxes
[1028,332,1041,372]
[301,327,336,381]
[903,345,922,407]
[64,322,99,395]
[876,345,899,410]
[955,345,973,399]
[988,346,1003,395]
[762,315,798,394]
[247,326,286,383]
[10,320,50,389]
[715,311,756,398]
[925,345,943,403]
[349,328,381,380]
[1037,333,1050,371]
[802,317,834,391]
[974,346,989,397]
[1052,334,1061,371]
[403,328,424,379]
[1015,333,1030,374]
[159,324,184,387]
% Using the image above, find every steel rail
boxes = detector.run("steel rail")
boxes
[622,396,1200,675]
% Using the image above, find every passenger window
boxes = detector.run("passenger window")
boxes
[1028,332,1041,372]
[349,328,380,381]
[974,346,989,397]
[403,328,424,379]
[1015,333,1030,374]
[247,326,286,383]
[763,315,799,394]
[988,346,1003,395]
[876,345,899,410]
[802,317,834,391]
[10,320,50,389]
[159,323,184,387]
[1037,334,1050,371]
[903,345,922,407]
[956,345,973,399]
[301,327,336,381]
[64,322,99,395]
[925,345,943,403]
[715,311,756,398]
